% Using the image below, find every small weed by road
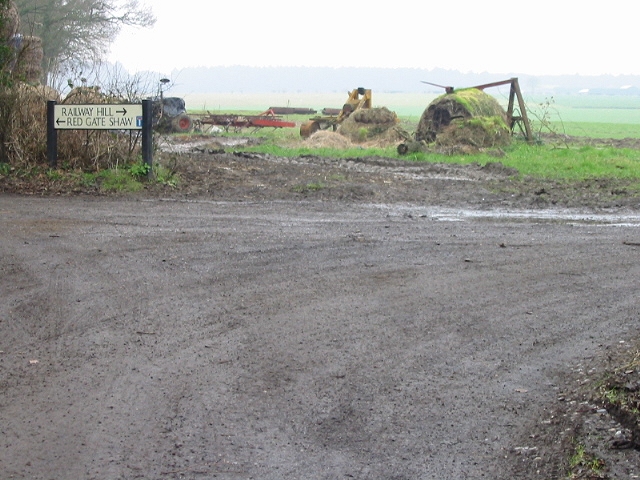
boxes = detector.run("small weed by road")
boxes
[327,174,346,182]
[152,163,179,188]
[561,341,640,479]
[46,169,64,181]
[594,346,640,442]
[128,161,151,179]
[97,169,144,192]
[292,181,325,193]
[568,442,606,479]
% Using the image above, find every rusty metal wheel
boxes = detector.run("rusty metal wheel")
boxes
[300,120,320,138]
[171,114,193,133]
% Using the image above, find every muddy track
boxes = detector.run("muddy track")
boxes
[154,145,640,211]
[2,143,640,479]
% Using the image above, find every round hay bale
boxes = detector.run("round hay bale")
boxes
[64,86,104,103]
[305,130,353,149]
[17,83,60,102]
[1,1,20,41]
[415,89,510,147]
[338,107,399,143]
[64,85,125,105]
[350,107,398,125]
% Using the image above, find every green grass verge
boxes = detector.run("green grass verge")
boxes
[88,161,179,192]
[0,160,180,194]
[238,139,640,184]
[500,144,640,180]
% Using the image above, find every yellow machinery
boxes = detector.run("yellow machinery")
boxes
[300,87,372,138]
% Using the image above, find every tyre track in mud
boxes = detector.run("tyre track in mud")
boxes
[2,196,640,478]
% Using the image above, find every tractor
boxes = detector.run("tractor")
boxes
[153,96,193,133]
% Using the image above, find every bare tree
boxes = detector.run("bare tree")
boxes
[14,0,155,82]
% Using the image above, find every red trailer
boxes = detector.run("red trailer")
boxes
[197,109,295,132]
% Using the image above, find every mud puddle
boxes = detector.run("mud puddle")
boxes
[375,204,640,226]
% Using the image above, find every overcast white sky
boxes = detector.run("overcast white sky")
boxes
[108,0,638,77]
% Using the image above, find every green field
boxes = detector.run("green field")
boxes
[183,92,640,139]
[526,95,640,138]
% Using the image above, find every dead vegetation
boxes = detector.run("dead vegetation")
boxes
[0,84,143,170]
[0,0,144,171]
[1,84,56,166]
[304,130,353,149]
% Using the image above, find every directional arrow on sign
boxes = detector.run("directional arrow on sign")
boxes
[116,108,127,115]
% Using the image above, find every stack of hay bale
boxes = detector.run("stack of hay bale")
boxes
[0,0,19,40]
[2,0,44,83]
[338,107,402,144]
[14,36,43,83]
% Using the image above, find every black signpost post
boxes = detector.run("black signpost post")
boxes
[142,99,153,178]
[47,100,57,168]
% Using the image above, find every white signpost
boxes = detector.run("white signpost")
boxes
[53,103,143,130]
[47,100,153,170]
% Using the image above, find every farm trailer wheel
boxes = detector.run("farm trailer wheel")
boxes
[171,114,193,133]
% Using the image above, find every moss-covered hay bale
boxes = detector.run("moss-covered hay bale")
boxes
[1,1,20,41]
[415,88,510,148]
[338,107,400,143]
[436,116,512,149]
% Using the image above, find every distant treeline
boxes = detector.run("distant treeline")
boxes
[162,66,640,96]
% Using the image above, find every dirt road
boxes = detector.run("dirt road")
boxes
[2,148,640,478]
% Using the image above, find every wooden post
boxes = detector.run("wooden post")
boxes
[510,78,534,144]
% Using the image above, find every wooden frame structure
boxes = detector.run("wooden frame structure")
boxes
[473,78,534,143]
[422,77,534,143]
